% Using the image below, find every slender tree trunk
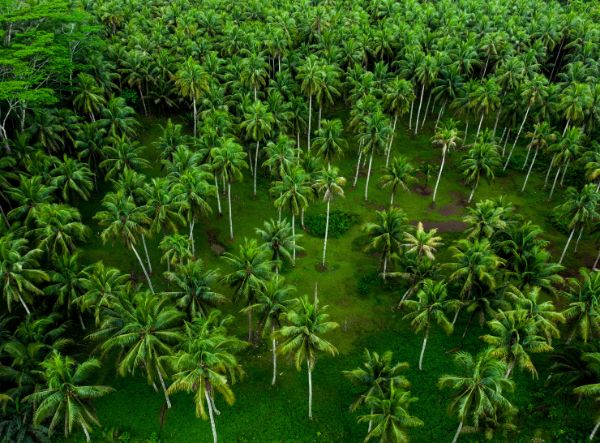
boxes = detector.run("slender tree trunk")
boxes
[409,99,414,130]
[227,182,234,240]
[139,85,148,116]
[452,305,461,326]
[501,128,510,157]
[463,120,469,147]
[482,55,490,77]
[322,200,330,267]
[271,325,278,386]
[214,175,222,215]
[390,191,395,207]
[589,419,600,441]
[157,368,171,408]
[451,421,463,443]
[253,141,259,196]
[210,394,221,415]
[382,255,387,281]
[308,366,313,419]
[563,118,570,137]
[503,105,530,171]
[415,84,425,135]
[189,219,195,256]
[559,227,576,265]
[549,166,561,200]
[493,105,502,138]
[418,328,429,370]
[476,113,484,138]
[18,294,31,316]
[292,213,296,265]
[82,425,91,442]
[421,91,432,129]
[368,407,373,433]
[593,248,600,270]
[78,313,86,330]
[192,97,197,137]
[550,39,565,80]
[522,142,533,170]
[505,360,516,378]
[353,149,363,188]
[560,158,570,186]
[318,105,322,130]
[254,86,257,103]
[386,114,398,167]
[364,152,374,201]
[307,95,312,152]
[435,100,446,129]
[522,147,538,192]
[247,308,253,342]
[205,390,218,443]
[544,155,556,188]
[141,234,152,274]
[432,147,446,204]
[468,178,478,203]
[131,244,155,293]
[574,225,584,253]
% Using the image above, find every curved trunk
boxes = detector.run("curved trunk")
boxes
[503,105,530,171]
[418,328,429,370]
[544,155,556,188]
[322,200,330,267]
[593,248,600,270]
[522,142,533,170]
[18,294,31,316]
[415,84,425,135]
[560,158,570,186]
[157,367,171,409]
[505,359,516,377]
[131,243,155,293]
[435,100,446,129]
[451,421,463,443]
[463,121,469,147]
[386,114,398,167]
[205,390,218,443]
[364,151,374,201]
[227,182,234,240]
[432,147,446,204]
[82,425,91,442]
[501,128,510,157]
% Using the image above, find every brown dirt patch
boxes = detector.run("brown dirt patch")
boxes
[411,220,468,233]
[438,203,461,216]
[206,229,227,256]
[412,184,432,195]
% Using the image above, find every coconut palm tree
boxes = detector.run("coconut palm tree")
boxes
[30,204,88,257]
[241,100,275,196]
[100,136,150,180]
[431,120,460,204]
[166,310,246,443]
[255,218,300,273]
[221,238,274,341]
[159,234,192,272]
[403,279,457,370]
[25,352,112,442]
[313,119,347,167]
[98,96,139,139]
[363,207,408,279]
[50,155,94,202]
[174,57,210,137]
[358,110,391,201]
[438,351,515,443]
[210,138,248,240]
[460,140,501,204]
[314,166,346,267]
[383,78,414,166]
[46,252,87,329]
[263,135,296,182]
[245,276,294,385]
[241,52,269,102]
[505,286,564,341]
[297,55,325,152]
[402,223,443,264]
[7,175,55,225]
[379,156,415,207]
[572,352,600,441]
[561,268,600,344]
[522,122,556,192]
[278,290,338,419]
[463,198,513,241]
[72,73,105,122]
[177,168,214,256]
[90,290,183,409]
[77,261,128,326]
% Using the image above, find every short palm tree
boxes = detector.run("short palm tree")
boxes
[379,156,416,207]
[403,279,457,370]
[460,141,501,203]
[561,268,600,344]
[313,119,347,167]
[314,166,346,267]
[363,207,408,279]
[255,218,300,273]
[278,291,338,419]
[31,204,89,257]
[573,352,600,441]
[402,222,442,264]
[25,351,113,442]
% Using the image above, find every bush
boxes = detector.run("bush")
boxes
[305,210,359,239]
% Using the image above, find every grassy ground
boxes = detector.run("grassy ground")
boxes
[74,110,594,442]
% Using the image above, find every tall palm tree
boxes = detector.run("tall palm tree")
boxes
[50,155,94,202]
[357,110,391,201]
[402,222,443,264]
[210,138,248,240]
[241,52,269,102]
[505,286,564,342]
[522,122,556,191]
[438,351,515,443]
[431,120,460,204]
[403,279,456,370]
[100,136,150,180]
[561,268,600,344]
[174,57,210,137]
[379,156,415,207]
[363,207,407,279]
[315,166,346,267]
[462,198,511,241]
[98,96,139,139]
[90,290,183,409]
[297,55,325,152]
[263,135,296,181]
[278,291,338,419]
[7,175,55,225]
[383,78,414,166]
[313,119,347,167]
[177,168,214,256]
[166,311,246,443]
[159,234,192,272]
[255,218,300,273]
[25,352,112,442]
[573,352,600,441]
[78,261,127,326]
[460,140,501,204]
[31,204,89,257]
[221,238,274,341]
[46,252,87,329]
[245,276,294,385]
[72,73,105,122]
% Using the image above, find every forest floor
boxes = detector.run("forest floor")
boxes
[73,110,594,442]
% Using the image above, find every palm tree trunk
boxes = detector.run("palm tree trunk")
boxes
[189,219,195,256]
[503,105,530,171]
[301,208,305,230]
[560,158,570,186]
[421,91,432,129]
[139,85,148,116]
[157,368,172,408]
[82,425,91,442]
[382,255,387,281]
[593,247,600,270]
[522,147,538,192]
[307,94,313,152]
[409,99,414,130]
[589,419,600,441]
[205,390,218,443]
[130,244,155,293]
[482,54,490,77]
[563,118,570,137]
[18,294,31,316]
[78,313,86,330]
[505,359,516,377]
[476,112,484,138]
[463,121,469,147]
[364,151,374,201]
[415,84,425,135]
[227,182,234,240]
[247,308,253,342]
[308,366,313,419]
[432,147,446,204]
[451,421,463,443]
[322,199,330,267]
[501,128,510,156]
[141,234,152,274]
[574,225,584,253]
[192,97,197,137]
[549,166,561,200]
[253,140,259,196]
[435,100,446,129]
[353,148,363,188]
[214,175,222,215]
[368,407,374,433]
[386,114,398,167]
[272,325,278,386]
[468,180,477,203]
[493,106,502,138]
[292,213,296,265]
[559,227,576,265]
[522,142,533,170]
[452,305,461,326]
[390,191,395,206]
[254,86,257,102]
[544,155,556,188]
[318,105,322,130]
[418,328,429,370]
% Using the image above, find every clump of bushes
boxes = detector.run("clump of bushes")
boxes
[305,210,359,239]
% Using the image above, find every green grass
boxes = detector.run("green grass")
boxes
[74,111,594,442]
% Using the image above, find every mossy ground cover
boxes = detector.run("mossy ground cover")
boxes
[73,110,594,442]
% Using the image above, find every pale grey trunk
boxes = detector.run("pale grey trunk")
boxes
[364,152,374,201]
[574,226,584,253]
[214,175,222,215]
[468,183,476,203]
[253,140,259,196]
[205,390,218,443]
[505,359,516,378]
[386,114,398,167]
[521,147,538,192]
[189,219,195,256]
[594,248,600,270]
[549,166,561,200]
[463,121,469,147]
[432,146,447,203]
[501,128,510,157]
[451,421,463,443]
[157,368,171,408]
[382,255,387,280]
[544,155,556,188]
[522,142,533,170]
[415,84,425,135]
[503,105,530,171]
[82,425,91,442]
[192,97,197,137]
[131,244,155,293]
[409,99,414,130]
[353,149,363,188]
[435,100,446,129]
[418,328,429,370]
[272,325,278,386]
[141,233,152,273]
[18,294,31,316]
[563,118,570,137]
[308,366,313,419]
[390,191,395,206]
[492,106,502,138]
[292,213,296,265]
[322,200,330,266]
[476,113,484,138]
[421,91,432,128]
[227,182,234,240]
[247,308,253,342]
[560,158,570,186]
[318,105,322,130]
[301,208,305,230]
[307,95,313,152]
[452,306,461,326]
[559,227,576,265]
[589,419,600,441]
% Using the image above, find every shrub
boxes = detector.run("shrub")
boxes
[305,210,359,239]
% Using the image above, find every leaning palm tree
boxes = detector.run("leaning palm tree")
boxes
[403,279,457,370]
[481,309,553,378]
[358,385,423,443]
[431,120,460,204]
[460,141,501,204]
[379,156,416,207]
[343,349,410,433]
[438,351,515,443]
[278,290,338,419]
[561,268,600,344]
[383,77,414,166]
[573,352,600,441]
[245,276,295,385]
[255,218,301,273]
[363,207,408,279]
[166,311,246,443]
[25,351,113,442]
[314,166,346,267]
[89,291,184,409]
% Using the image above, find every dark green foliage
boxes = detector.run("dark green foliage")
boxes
[305,210,359,239]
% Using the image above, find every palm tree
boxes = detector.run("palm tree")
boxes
[555,185,600,264]
[313,119,347,167]
[403,279,456,370]
[50,155,94,202]
[297,55,325,152]
[46,252,87,329]
[31,204,89,257]
[383,78,414,166]
[240,100,274,196]
[522,122,556,191]
[90,290,183,409]
[25,352,112,442]
[379,156,415,207]
[363,208,407,279]
[72,73,105,122]
[572,352,600,441]
[315,166,346,267]
[245,276,294,385]
[178,168,214,256]
[263,135,296,180]
[241,52,269,102]
[78,261,127,326]
[358,110,391,201]
[460,140,501,203]
[463,198,511,241]
[210,138,247,240]
[166,311,246,443]
[402,222,443,264]
[0,234,48,315]
[93,191,154,293]
[561,268,600,344]
[174,57,210,137]
[159,234,192,272]
[278,290,338,419]
[358,385,423,443]
[431,121,460,204]
[98,96,139,139]
[256,218,300,273]
[438,351,515,443]
[100,136,150,180]
[481,310,553,377]
[165,259,226,319]
[221,238,274,341]
[7,175,55,225]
